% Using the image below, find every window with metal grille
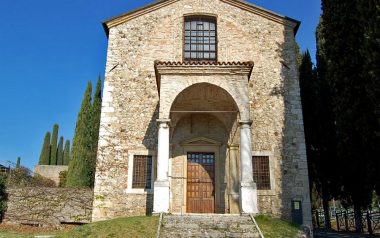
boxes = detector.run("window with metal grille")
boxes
[132,155,152,189]
[184,16,217,61]
[252,156,271,190]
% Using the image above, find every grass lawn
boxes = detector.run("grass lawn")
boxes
[57,216,158,238]
[0,216,159,238]
[255,215,302,238]
[0,215,300,238]
[0,231,33,238]
[0,223,63,238]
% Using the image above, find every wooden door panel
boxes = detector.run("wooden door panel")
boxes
[187,152,215,213]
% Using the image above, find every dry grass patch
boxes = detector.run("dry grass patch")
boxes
[0,216,158,238]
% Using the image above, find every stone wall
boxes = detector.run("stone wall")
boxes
[93,193,153,221]
[94,0,311,227]
[3,188,93,226]
[34,165,68,186]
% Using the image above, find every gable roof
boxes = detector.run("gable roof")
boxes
[102,0,300,36]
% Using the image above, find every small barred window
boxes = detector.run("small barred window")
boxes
[252,156,271,190]
[132,155,152,189]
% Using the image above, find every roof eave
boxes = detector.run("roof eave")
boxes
[102,0,301,37]
[285,16,301,35]
[102,22,109,37]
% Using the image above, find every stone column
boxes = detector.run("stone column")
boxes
[153,119,170,213]
[239,120,258,214]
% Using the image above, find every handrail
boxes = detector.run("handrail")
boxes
[249,214,265,238]
[156,213,164,238]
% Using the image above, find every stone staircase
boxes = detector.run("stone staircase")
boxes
[159,214,261,238]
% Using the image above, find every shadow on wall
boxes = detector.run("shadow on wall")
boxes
[142,103,160,151]
[0,173,7,222]
[277,26,311,230]
[142,103,160,214]
[146,194,153,215]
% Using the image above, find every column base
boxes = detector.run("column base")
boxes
[153,180,170,213]
[240,182,258,214]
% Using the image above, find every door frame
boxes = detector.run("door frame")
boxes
[186,152,216,213]
[180,137,221,214]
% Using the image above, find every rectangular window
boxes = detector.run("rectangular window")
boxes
[132,155,152,189]
[184,16,217,61]
[252,156,271,190]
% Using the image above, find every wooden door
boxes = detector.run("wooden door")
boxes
[187,152,215,213]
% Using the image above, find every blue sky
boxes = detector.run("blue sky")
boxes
[0,0,321,170]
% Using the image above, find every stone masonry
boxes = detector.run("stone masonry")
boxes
[34,165,68,186]
[3,188,93,226]
[93,0,312,228]
[160,214,260,238]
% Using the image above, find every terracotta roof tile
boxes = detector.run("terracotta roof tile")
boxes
[154,61,254,67]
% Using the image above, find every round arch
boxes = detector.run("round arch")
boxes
[170,82,239,113]
[159,80,250,120]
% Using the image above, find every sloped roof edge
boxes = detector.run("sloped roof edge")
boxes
[221,0,300,34]
[102,0,300,36]
[102,0,180,36]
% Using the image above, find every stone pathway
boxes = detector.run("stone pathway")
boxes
[159,214,261,238]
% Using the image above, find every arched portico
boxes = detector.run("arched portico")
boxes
[155,62,253,121]
[153,61,258,214]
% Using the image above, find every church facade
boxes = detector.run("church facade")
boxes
[92,0,312,227]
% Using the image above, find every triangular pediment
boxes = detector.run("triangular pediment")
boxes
[180,137,222,146]
[102,0,299,35]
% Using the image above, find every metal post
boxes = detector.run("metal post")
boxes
[336,211,340,231]
[316,210,320,228]
[367,210,373,235]
[344,210,349,231]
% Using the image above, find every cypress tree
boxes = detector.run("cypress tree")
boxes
[314,19,340,229]
[66,82,93,187]
[50,124,59,165]
[16,157,21,169]
[57,136,64,165]
[321,0,378,231]
[63,140,70,166]
[90,76,102,186]
[38,132,51,165]
[359,0,380,196]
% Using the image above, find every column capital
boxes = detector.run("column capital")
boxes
[157,118,171,128]
[228,144,240,150]
[239,120,253,127]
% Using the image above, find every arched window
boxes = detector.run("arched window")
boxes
[184,16,217,61]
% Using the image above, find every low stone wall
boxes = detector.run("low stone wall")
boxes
[34,165,68,185]
[3,187,93,227]
[92,192,153,221]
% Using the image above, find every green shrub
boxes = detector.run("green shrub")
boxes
[7,167,55,188]
[59,171,67,187]
[0,173,7,221]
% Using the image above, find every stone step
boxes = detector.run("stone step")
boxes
[160,214,261,238]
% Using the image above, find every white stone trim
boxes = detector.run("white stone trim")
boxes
[153,119,171,213]
[126,150,156,194]
[239,121,258,214]
[252,151,276,196]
